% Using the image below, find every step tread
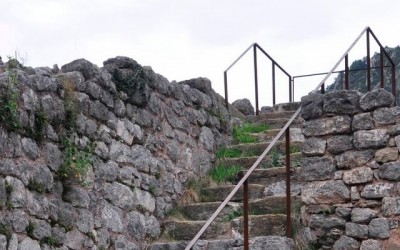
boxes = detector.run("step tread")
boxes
[163,220,232,240]
[203,184,265,202]
[232,214,287,237]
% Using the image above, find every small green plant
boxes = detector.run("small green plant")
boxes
[209,164,242,184]
[148,185,156,196]
[87,231,95,241]
[233,127,257,144]
[63,79,79,131]
[58,136,94,185]
[40,236,58,247]
[0,57,20,132]
[264,150,283,168]
[26,222,35,237]
[226,209,243,221]
[0,223,11,238]
[27,179,46,193]
[216,147,242,158]
[240,123,270,133]
[290,145,301,154]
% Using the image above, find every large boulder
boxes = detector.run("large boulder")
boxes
[232,98,254,116]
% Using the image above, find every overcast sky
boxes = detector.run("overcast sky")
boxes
[2,0,399,106]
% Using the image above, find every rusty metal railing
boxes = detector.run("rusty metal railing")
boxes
[224,43,293,115]
[292,27,397,103]
[185,27,393,250]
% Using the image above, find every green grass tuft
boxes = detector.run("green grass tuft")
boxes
[216,147,242,158]
[209,164,242,184]
[240,123,270,133]
[232,123,269,144]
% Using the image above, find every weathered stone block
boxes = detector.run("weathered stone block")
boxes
[375,147,398,163]
[301,92,323,120]
[359,88,394,111]
[335,150,374,169]
[323,90,361,115]
[368,218,390,239]
[382,197,400,216]
[343,167,373,185]
[351,186,360,201]
[345,222,368,239]
[333,235,360,250]
[379,161,400,181]
[351,208,378,223]
[327,135,353,155]
[300,156,335,181]
[353,129,389,149]
[301,180,350,205]
[352,112,374,131]
[360,239,382,250]
[302,137,326,156]
[309,214,346,229]
[361,183,395,198]
[303,115,351,136]
[373,107,400,125]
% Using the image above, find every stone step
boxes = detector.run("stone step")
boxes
[248,196,302,215]
[273,101,301,112]
[250,127,304,143]
[251,117,301,130]
[203,184,265,202]
[163,220,232,241]
[245,111,296,122]
[219,152,302,170]
[149,236,295,250]
[181,201,241,221]
[227,141,302,156]
[232,214,287,237]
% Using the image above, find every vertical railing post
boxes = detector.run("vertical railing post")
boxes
[285,128,291,238]
[380,47,384,88]
[224,71,229,110]
[321,83,325,94]
[253,45,259,115]
[243,180,249,250]
[367,29,371,91]
[392,65,396,105]
[289,76,293,102]
[272,62,276,105]
[345,54,349,90]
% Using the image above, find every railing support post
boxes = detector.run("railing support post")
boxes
[321,83,325,94]
[243,180,249,250]
[224,71,229,110]
[289,76,292,102]
[380,47,384,88]
[345,54,349,90]
[367,29,371,91]
[253,45,259,115]
[392,65,396,105]
[285,128,291,238]
[272,62,276,105]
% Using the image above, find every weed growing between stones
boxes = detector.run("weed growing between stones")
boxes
[26,222,35,237]
[208,164,242,184]
[0,223,11,239]
[215,147,242,158]
[23,108,48,146]
[27,179,46,193]
[0,57,20,132]
[232,123,270,144]
[40,236,59,247]
[58,135,94,186]
[63,79,79,131]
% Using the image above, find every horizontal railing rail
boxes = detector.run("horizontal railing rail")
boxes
[185,26,394,250]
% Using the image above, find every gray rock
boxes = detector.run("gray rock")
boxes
[56,71,86,92]
[332,235,360,250]
[64,229,85,250]
[375,147,398,163]
[31,219,51,240]
[95,161,119,182]
[103,182,134,209]
[133,188,156,213]
[6,176,26,208]
[0,179,5,208]
[124,211,146,240]
[89,100,109,121]
[327,135,353,154]
[100,201,124,232]
[345,222,368,239]
[368,218,389,239]
[335,150,374,169]
[9,233,18,250]
[360,239,382,250]
[302,137,326,156]
[76,209,94,233]
[49,200,76,229]
[114,99,126,117]
[179,77,212,95]
[351,208,378,223]
[44,142,62,171]
[300,156,335,181]
[18,237,41,250]
[379,161,400,181]
[110,142,152,171]
[260,106,273,114]
[301,92,323,120]
[26,191,49,219]
[389,124,400,136]
[323,90,361,114]
[301,180,350,205]
[336,207,352,218]
[0,234,6,250]
[302,115,351,136]
[21,88,39,111]
[373,107,400,125]
[232,98,254,116]
[361,183,395,198]
[199,126,214,152]
[309,214,346,229]
[63,186,90,208]
[114,234,139,250]
[61,58,99,80]
[11,210,29,233]
[29,163,53,192]
[250,236,294,250]
[352,112,375,131]
[359,88,394,111]
[354,129,389,149]
[146,215,161,239]
[342,167,373,185]
[21,137,40,160]
[40,94,64,121]
[351,186,361,201]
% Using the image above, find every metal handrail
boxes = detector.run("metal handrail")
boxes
[185,26,393,249]
[224,43,293,115]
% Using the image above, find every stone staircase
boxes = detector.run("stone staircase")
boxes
[150,102,304,250]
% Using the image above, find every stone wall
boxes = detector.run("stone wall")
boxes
[0,57,233,249]
[300,88,400,249]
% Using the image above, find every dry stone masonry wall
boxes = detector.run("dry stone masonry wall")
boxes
[300,88,400,249]
[0,57,232,249]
